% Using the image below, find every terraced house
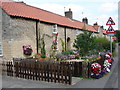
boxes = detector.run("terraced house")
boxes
[0,0,108,60]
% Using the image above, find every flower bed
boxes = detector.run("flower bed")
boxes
[90,52,114,79]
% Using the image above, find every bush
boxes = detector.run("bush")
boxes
[61,50,74,55]
[95,37,116,53]
[115,30,120,42]
[73,31,97,56]
[73,31,116,56]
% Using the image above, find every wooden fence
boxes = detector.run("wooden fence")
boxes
[2,58,105,85]
[68,62,82,77]
[3,60,72,85]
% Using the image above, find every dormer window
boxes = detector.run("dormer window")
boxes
[52,24,57,33]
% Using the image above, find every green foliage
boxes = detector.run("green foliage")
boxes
[33,53,41,59]
[112,50,117,57]
[60,38,65,52]
[95,37,116,53]
[50,34,58,58]
[115,30,120,42]
[73,31,97,56]
[62,50,74,55]
[95,37,109,52]
[40,34,46,58]
[73,31,116,56]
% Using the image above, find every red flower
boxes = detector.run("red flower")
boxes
[37,53,41,55]
[56,33,58,36]
[107,59,112,63]
[53,46,57,49]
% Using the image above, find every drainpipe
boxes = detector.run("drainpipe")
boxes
[64,27,67,51]
[36,20,39,53]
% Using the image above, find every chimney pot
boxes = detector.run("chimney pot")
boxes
[93,22,98,26]
[82,17,88,24]
[65,8,73,19]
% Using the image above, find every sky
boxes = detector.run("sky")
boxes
[14,0,119,30]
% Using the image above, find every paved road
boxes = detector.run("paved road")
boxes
[1,45,119,89]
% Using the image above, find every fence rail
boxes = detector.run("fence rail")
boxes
[3,60,72,85]
[2,58,105,85]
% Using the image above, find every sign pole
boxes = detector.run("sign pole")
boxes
[110,36,112,53]
[106,17,115,53]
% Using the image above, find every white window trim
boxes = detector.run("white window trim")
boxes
[0,43,3,56]
[52,24,58,33]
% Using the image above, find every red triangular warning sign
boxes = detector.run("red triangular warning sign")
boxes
[106,17,115,25]
[106,25,116,34]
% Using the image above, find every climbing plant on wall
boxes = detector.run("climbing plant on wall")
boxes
[38,34,46,58]
[50,32,58,58]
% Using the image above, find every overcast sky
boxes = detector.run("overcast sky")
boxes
[14,0,119,30]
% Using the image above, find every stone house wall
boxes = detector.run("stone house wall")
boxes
[1,9,110,60]
[2,10,37,60]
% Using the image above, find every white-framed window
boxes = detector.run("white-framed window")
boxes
[76,29,80,35]
[0,43,3,56]
[52,24,57,33]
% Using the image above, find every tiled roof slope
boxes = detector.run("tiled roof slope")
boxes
[0,0,98,32]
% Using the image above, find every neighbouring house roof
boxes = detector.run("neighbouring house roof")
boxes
[102,29,107,34]
[0,0,100,33]
[93,25,107,34]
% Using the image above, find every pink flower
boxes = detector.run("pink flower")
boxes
[53,40,57,43]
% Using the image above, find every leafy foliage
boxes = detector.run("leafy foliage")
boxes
[39,34,46,58]
[115,30,120,42]
[60,38,65,52]
[73,31,116,56]
[95,37,116,53]
[73,31,96,56]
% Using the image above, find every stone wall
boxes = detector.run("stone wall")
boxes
[1,9,109,60]
[38,22,66,55]
[2,10,12,60]
[38,22,53,56]
[66,28,76,50]
[2,10,37,59]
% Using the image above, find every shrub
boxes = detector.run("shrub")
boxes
[115,30,120,42]
[73,31,97,56]
[95,37,116,53]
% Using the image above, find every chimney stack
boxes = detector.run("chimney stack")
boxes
[93,22,98,26]
[100,26,104,29]
[65,8,73,19]
[82,17,88,24]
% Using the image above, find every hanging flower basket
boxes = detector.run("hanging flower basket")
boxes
[23,45,33,56]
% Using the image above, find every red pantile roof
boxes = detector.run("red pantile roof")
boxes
[0,0,98,32]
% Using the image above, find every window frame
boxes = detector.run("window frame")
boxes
[0,43,3,56]
[52,24,58,33]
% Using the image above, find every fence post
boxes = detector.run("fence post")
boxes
[68,62,72,85]
[15,62,18,77]
[87,62,91,78]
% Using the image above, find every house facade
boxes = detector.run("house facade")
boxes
[0,0,108,60]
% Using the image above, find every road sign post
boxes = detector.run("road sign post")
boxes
[110,36,112,53]
[106,17,115,53]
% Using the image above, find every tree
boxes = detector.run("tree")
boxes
[73,31,96,56]
[115,30,120,42]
